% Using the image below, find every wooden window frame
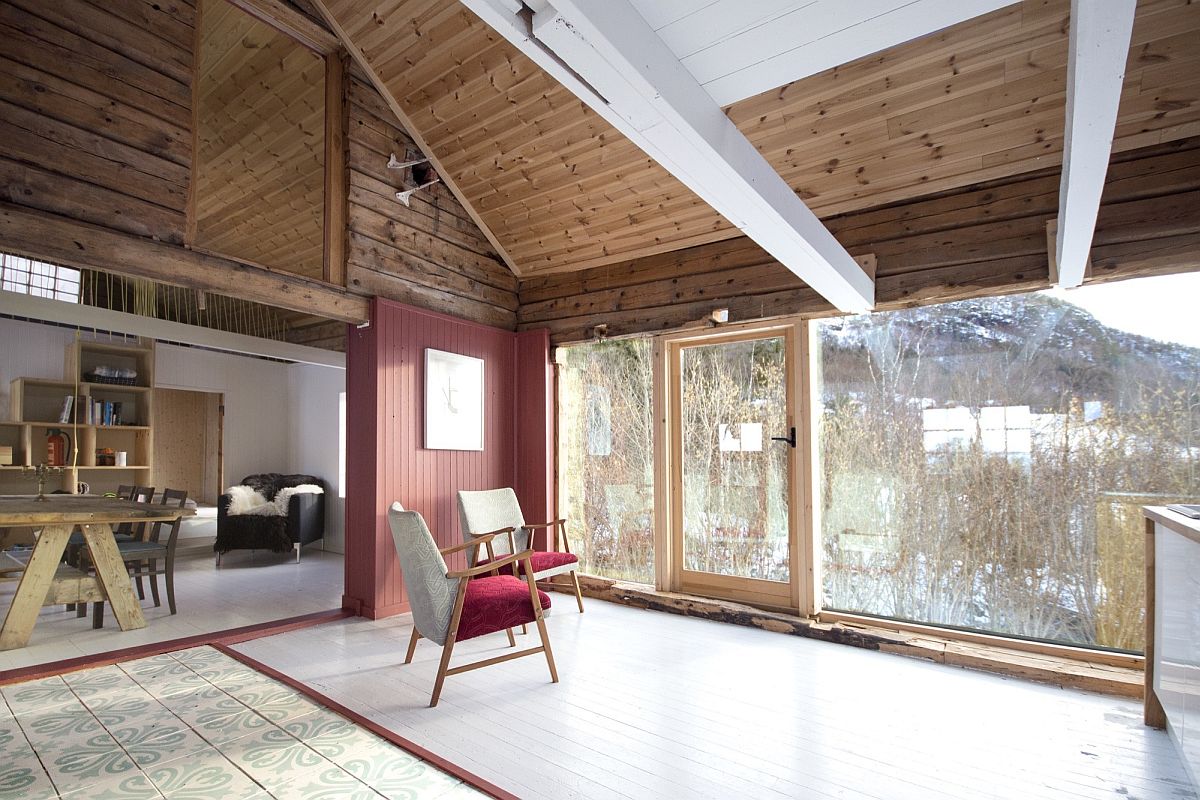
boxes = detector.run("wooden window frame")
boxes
[652,317,814,615]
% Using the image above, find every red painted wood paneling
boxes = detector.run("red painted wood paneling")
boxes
[515,329,554,548]
[344,299,552,618]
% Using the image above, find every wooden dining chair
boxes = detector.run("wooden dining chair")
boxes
[388,502,558,707]
[91,489,189,628]
[74,485,157,619]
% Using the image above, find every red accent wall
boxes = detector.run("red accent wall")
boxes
[515,329,555,548]
[343,299,554,619]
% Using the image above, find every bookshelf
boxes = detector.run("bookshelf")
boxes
[1,339,155,494]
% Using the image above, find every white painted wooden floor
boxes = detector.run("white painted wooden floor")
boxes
[0,548,344,673]
[232,600,1195,800]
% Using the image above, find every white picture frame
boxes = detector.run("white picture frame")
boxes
[424,348,485,451]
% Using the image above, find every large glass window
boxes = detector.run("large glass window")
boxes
[557,339,655,583]
[816,276,1200,651]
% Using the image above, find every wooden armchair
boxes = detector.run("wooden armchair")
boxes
[457,488,584,613]
[387,502,558,707]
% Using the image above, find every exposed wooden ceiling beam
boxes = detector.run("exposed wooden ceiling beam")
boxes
[0,203,369,324]
[308,0,522,278]
[463,0,875,313]
[225,0,341,54]
[1054,0,1137,288]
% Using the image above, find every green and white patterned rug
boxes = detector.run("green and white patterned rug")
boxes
[0,646,489,800]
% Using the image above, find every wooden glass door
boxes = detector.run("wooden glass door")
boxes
[668,326,802,610]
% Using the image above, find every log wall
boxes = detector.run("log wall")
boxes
[519,138,1200,344]
[342,70,518,329]
[0,0,515,328]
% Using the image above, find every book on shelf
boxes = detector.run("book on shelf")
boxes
[58,394,73,423]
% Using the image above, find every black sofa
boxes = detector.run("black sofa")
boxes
[216,473,326,561]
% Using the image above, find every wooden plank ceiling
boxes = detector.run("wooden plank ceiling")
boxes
[317,0,1199,278]
[194,0,326,280]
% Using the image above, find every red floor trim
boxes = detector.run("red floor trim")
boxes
[0,608,352,685]
[215,643,522,800]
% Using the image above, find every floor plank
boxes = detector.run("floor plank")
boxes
[233,600,1196,800]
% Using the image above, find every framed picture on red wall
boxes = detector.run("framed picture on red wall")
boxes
[424,348,484,450]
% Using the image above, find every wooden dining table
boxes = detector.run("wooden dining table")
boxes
[0,495,193,650]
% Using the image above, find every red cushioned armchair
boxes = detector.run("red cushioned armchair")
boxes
[457,488,584,614]
[387,502,558,707]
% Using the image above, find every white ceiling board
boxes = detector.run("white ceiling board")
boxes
[656,0,811,59]
[633,0,715,31]
[626,0,1017,106]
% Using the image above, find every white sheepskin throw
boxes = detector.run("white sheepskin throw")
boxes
[226,485,277,516]
[273,484,324,515]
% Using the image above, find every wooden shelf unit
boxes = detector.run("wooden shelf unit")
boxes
[1,339,156,495]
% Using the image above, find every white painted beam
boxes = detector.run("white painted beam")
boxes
[1055,0,1137,288]
[0,290,346,369]
[462,0,875,313]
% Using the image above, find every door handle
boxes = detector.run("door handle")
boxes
[771,427,796,448]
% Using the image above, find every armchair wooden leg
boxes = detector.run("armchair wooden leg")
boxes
[92,602,104,629]
[570,571,584,613]
[520,624,527,635]
[430,578,469,708]
[76,603,87,618]
[405,628,420,664]
[135,575,145,601]
[523,570,559,684]
[505,628,516,647]
[430,638,457,708]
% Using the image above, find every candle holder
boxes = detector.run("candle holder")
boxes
[21,463,65,502]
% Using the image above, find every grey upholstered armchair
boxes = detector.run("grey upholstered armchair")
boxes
[387,502,558,707]
[456,488,584,613]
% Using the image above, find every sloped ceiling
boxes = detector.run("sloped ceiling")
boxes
[316,0,1200,277]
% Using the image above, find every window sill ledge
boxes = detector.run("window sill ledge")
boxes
[548,573,1142,699]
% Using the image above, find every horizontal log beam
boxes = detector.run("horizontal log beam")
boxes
[521,139,1200,344]
[0,203,369,323]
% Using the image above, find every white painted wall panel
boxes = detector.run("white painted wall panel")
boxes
[0,318,77,413]
[287,363,345,554]
[155,343,290,489]
[1156,524,1200,789]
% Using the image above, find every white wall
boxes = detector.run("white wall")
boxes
[287,363,345,553]
[0,317,78,409]
[0,317,345,552]
[155,342,291,488]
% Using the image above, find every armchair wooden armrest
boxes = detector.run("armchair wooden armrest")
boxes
[468,526,517,538]
[523,519,571,554]
[439,532,504,557]
[466,526,517,562]
[447,549,534,579]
